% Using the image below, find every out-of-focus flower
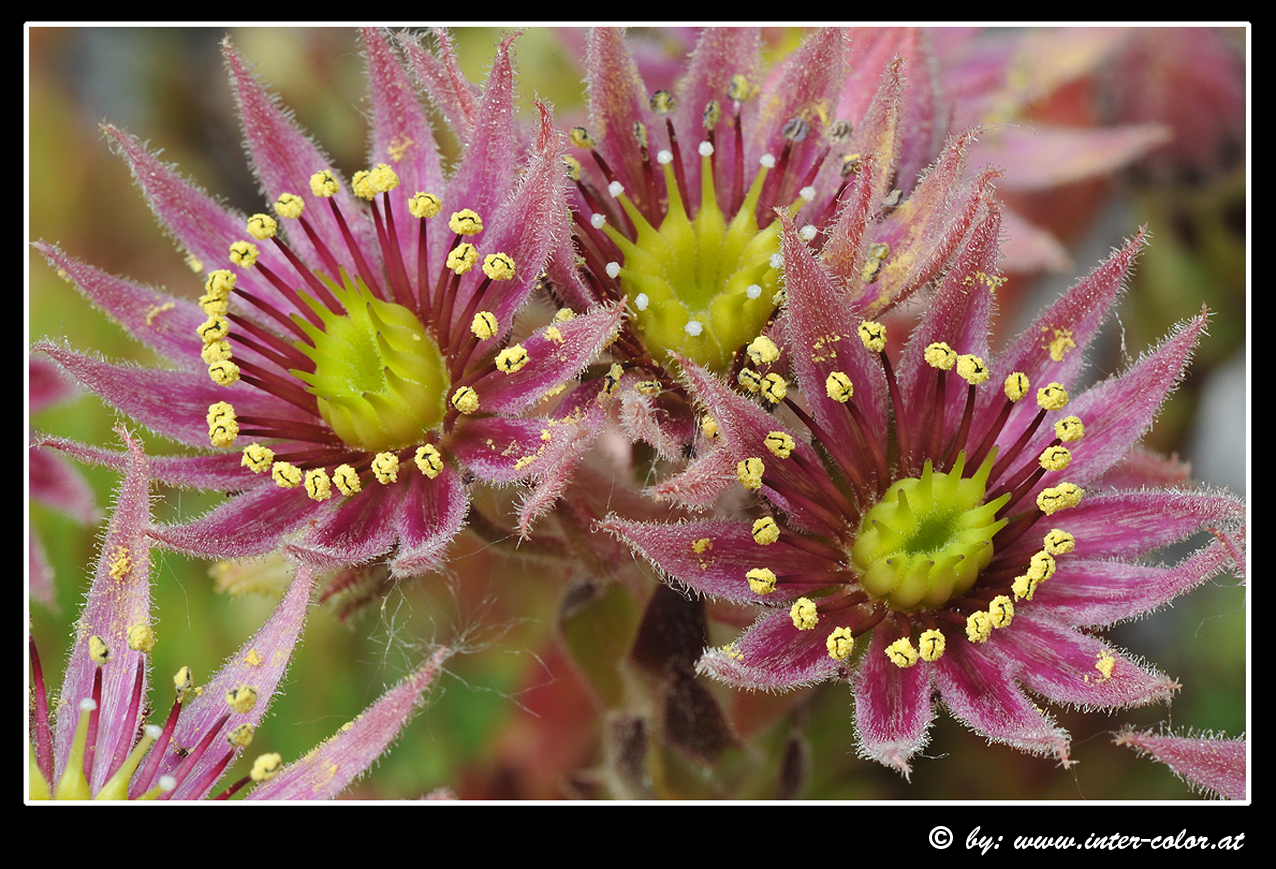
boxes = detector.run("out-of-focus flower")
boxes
[605,222,1245,776]
[27,428,452,800]
[1115,729,1247,800]
[33,29,620,584]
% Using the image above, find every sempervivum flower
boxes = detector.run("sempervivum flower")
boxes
[547,27,1000,457]
[27,428,452,800]
[605,220,1246,775]
[34,29,620,578]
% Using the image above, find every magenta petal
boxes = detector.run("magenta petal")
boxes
[853,629,935,777]
[697,608,844,691]
[1052,488,1244,560]
[287,479,407,569]
[35,434,253,491]
[1115,730,1247,800]
[390,463,469,578]
[150,481,320,560]
[398,30,482,138]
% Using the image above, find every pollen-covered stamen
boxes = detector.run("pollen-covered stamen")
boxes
[310,170,386,302]
[941,354,990,471]
[989,380,1070,485]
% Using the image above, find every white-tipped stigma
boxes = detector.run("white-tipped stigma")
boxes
[606,262,622,279]
[698,141,714,157]
[799,185,816,202]
[657,149,673,164]
[608,181,625,198]
[746,284,762,299]
[591,213,606,229]
[634,293,650,311]
[684,320,704,336]
[799,224,817,241]
[760,153,776,169]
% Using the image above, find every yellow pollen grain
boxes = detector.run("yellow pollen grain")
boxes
[956,354,989,385]
[747,335,781,366]
[228,240,259,268]
[885,637,919,668]
[447,243,478,274]
[1004,372,1030,402]
[790,597,819,630]
[246,213,278,240]
[333,464,361,495]
[1043,529,1075,555]
[1036,482,1084,516]
[722,642,744,662]
[197,315,230,345]
[496,345,530,374]
[736,457,765,490]
[448,209,483,236]
[387,135,414,163]
[275,193,305,219]
[765,431,795,459]
[227,723,254,747]
[989,595,1014,629]
[371,453,399,484]
[858,320,886,352]
[409,192,442,219]
[310,170,339,197]
[1047,328,1077,363]
[1039,445,1072,471]
[304,468,332,502]
[635,380,662,396]
[965,611,993,644]
[1094,649,1116,681]
[1026,551,1056,582]
[471,311,498,340]
[242,648,263,667]
[127,623,156,653]
[859,257,883,284]
[826,627,855,660]
[918,629,946,662]
[1012,574,1037,601]
[225,685,258,714]
[826,371,854,402]
[205,269,236,297]
[602,363,625,398]
[108,545,131,581]
[482,253,516,281]
[544,326,564,344]
[746,567,777,595]
[553,308,575,324]
[760,373,787,404]
[208,359,241,386]
[202,340,232,364]
[451,386,479,415]
[173,666,194,701]
[738,367,762,394]
[241,444,274,474]
[207,401,238,448]
[89,635,110,666]
[271,461,302,489]
[569,126,596,149]
[925,342,956,370]
[691,537,713,555]
[1054,415,1085,442]
[751,516,780,545]
[252,753,283,782]
[414,444,444,479]
[1037,382,1069,411]
[699,414,719,439]
[147,301,176,326]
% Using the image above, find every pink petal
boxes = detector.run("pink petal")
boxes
[149,479,321,560]
[696,607,844,691]
[390,462,470,579]
[853,629,935,777]
[1114,729,1247,800]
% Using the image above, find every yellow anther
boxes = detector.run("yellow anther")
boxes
[561,154,582,181]
[199,288,229,315]
[1054,415,1085,442]
[632,121,648,149]
[867,241,890,261]
[1043,529,1075,555]
[569,126,596,149]
[826,119,854,143]
[747,335,781,366]
[204,269,236,298]
[1026,550,1056,582]
[603,363,625,397]
[1037,382,1069,411]
[751,516,780,545]
[738,367,762,394]
[451,386,479,415]
[368,163,400,195]
[988,595,1014,629]
[702,99,722,130]
[790,597,819,630]
[760,373,787,404]
[1039,444,1072,471]
[553,308,575,324]
[202,341,232,365]
[859,257,884,284]
[197,315,230,345]
[310,170,340,197]
[495,344,529,374]
[965,611,993,644]
[241,444,275,474]
[351,169,375,199]
[225,685,258,714]
[1012,573,1037,601]
[251,753,283,782]
[649,89,676,114]
[89,635,110,666]
[765,430,795,459]
[918,629,946,662]
[207,400,235,424]
[127,623,156,653]
[227,723,255,747]
[173,666,194,702]
[736,457,765,490]
[841,153,864,177]
[1004,372,1030,402]
[826,626,856,660]
[446,243,478,274]
[727,73,751,103]
[271,461,302,489]
[885,636,919,668]
[924,342,956,370]
[471,311,498,340]
[482,253,516,281]
[858,320,886,352]
[274,192,305,219]
[1036,482,1084,516]
[409,192,442,219]
[332,464,361,495]
[245,213,278,240]
[825,371,854,402]
[228,240,259,268]
[304,468,332,502]
[207,401,238,448]
[371,452,399,484]
[697,415,719,442]
[108,545,131,581]
[956,354,990,385]
[448,209,483,236]
[208,359,241,386]
[635,380,662,396]
[746,567,777,595]
[414,444,444,479]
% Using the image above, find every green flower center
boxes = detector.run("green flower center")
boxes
[603,145,789,372]
[293,271,449,452]
[851,452,1009,611]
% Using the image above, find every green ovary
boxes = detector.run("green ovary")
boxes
[292,272,449,453]
[606,155,781,373]
[851,452,1009,611]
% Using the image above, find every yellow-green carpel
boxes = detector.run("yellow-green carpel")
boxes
[851,451,1009,611]
[293,270,449,453]
[601,142,803,373]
